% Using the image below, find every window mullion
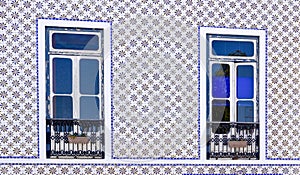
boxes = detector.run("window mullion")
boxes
[73,56,80,119]
[230,62,235,123]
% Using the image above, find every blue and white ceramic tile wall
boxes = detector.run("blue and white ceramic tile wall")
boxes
[0,0,299,174]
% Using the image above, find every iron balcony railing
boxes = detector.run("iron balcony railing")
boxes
[46,118,104,159]
[207,122,259,160]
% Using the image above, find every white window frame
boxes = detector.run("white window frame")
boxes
[38,19,111,162]
[199,27,266,161]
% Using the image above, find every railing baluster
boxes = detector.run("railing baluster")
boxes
[46,118,104,159]
[207,121,259,160]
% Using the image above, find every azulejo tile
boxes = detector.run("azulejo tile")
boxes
[0,0,298,162]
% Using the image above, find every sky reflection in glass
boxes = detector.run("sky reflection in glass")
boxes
[53,96,73,119]
[80,59,99,95]
[212,40,254,57]
[52,33,99,50]
[212,63,230,98]
[237,65,254,99]
[237,101,254,122]
[53,58,72,94]
[80,97,100,119]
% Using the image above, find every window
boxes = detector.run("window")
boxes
[46,27,104,159]
[199,27,266,160]
[38,19,111,160]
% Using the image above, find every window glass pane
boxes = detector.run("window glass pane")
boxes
[52,33,99,50]
[80,97,99,119]
[211,100,230,134]
[211,100,230,122]
[212,63,230,98]
[212,40,254,57]
[80,59,99,95]
[53,96,73,119]
[53,58,72,94]
[237,65,254,99]
[237,101,254,122]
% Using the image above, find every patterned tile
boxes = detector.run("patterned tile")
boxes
[0,0,298,167]
[0,164,296,175]
[112,15,198,159]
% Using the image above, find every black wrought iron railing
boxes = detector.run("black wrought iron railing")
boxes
[46,119,104,159]
[207,122,259,160]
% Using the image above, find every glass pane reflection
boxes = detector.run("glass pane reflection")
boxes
[237,65,254,99]
[80,96,99,120]
[237,101,254,122]
[53,96,73,119]
[80,59,99,95]
[212,40,254,57]
[52,33,99,50]
[212,63,230,98]
[53,58,72,94]
[211,100,230,122]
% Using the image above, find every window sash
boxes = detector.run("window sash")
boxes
[49,30,102,54]
[209,37,257,60]
[209,62,257,123]
[49,55,103,120]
